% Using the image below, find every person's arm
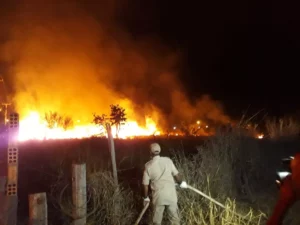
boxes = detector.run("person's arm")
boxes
[142,166,150,198]
[170,159,181,184]
[143,184,149,199]
[171,159,188,188]
[174,173,183,184]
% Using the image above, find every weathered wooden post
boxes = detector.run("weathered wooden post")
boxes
[72,163,87,225]
[28,193,47,225]
[105,124,120,224]
[106,123,118,186]
[4,113,19,225]
[0,176,7,225]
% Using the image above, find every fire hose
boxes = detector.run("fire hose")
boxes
[186,185,245,219]
[133,202,150,225]
[134,184,246,225]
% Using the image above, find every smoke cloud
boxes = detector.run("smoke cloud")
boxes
[0,0,230,129]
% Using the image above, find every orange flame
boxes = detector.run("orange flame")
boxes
[257,134,264,139]
[18,111,160,141]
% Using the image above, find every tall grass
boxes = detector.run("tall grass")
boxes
[50,164,138,225]
[50,127,300,224]
[86,171,137,225]
[170,129,267,224]
[265,117,300,139]
[50,130,270,224]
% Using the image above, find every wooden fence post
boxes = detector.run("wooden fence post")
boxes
[72,163,87,225]
[106,124,118,186]
[105,124,121,224]
[0,176,7,225]
[28,193,47,225]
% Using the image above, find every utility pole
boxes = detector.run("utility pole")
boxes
[2,103,11,125]
[0,77,11,125]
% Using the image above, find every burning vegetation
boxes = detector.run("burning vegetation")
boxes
[0,1,232,141]
[2,1,292,141]
[17,105,216,141]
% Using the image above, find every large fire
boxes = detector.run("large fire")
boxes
[14,111,265,141]
[0,1,237,143]
[18,111,160,141]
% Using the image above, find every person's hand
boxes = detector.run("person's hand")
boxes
[143,197,150,206]
[180,181,188,189]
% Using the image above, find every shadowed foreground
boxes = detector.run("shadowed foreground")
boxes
[2,134,300,224]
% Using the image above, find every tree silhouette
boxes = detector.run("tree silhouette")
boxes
[62,116,74,131]
[179,121,202,136]
[45,111,63,129]
[109,104,127,138]
[93,105,127,138]
[44,111,74,130]
[93,113,108,126]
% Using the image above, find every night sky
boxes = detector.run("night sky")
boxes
[119,0,300,118]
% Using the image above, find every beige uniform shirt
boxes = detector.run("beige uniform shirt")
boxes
[142,156,179,206]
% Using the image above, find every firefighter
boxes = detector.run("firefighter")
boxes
[142,142,187,225]
[267,153,300,225]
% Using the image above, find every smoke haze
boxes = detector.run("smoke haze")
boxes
[0,0,230,128]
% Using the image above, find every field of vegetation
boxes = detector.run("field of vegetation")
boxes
[2,117,300,225]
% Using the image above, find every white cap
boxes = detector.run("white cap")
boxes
[150,143,161,154]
